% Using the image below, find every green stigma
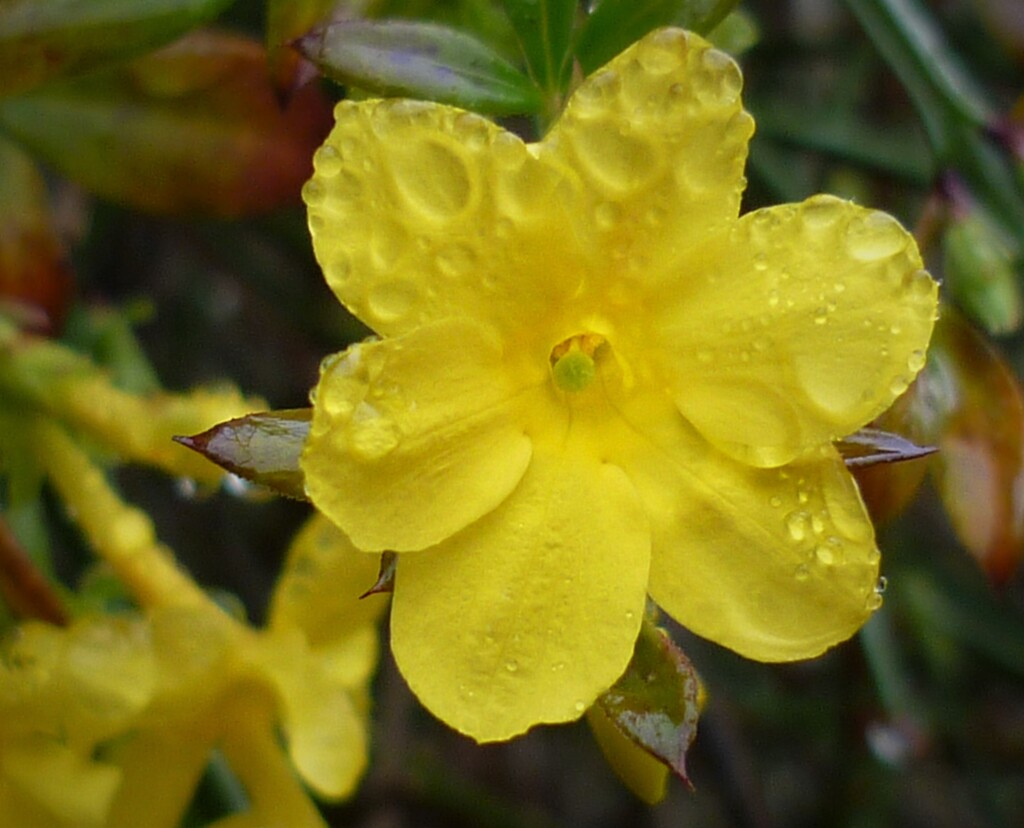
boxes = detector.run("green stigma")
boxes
[552,349,597,392]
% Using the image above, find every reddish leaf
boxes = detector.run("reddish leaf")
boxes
[0,30,334,216]
[0,137,73,335]
[360,551,397,598]
[922,311,1024,585]
[597,620,700,787]
[175,409,310,500]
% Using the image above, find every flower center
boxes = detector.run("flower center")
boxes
[550,333,607,393]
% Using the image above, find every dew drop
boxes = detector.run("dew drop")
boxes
[814,544,836,566]
[845,211,907,261]
[348,402,400,461]
[697,47,742,106]
[325,254,352,286]
[752,252,769,272]
[786,511,810,542]
[889,376,910,396]
[314,144,343,177]
[875,576,888,594]
[865,592,884,611]
[367,279,417,324]
[794,564,810,581]
[574,700,586,713]
[301,179,324,205]
[907,268,935,299]
[907,349,926,372]
[769,495,782,508]
[436,244,476,278]
[551,661,566,673]
[505,659,519,673]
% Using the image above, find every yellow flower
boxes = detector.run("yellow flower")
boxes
[0,515,384,828]
[4,420,385,826]
[301,28,938,741]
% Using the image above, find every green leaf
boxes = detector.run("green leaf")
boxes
[837,428,936,469]
[296,18,543,115]
[575,0,738,75]
[597,619,700,786]
[844,0,1024,252]
[943,211,1022,336]
[499,0,576,94]
[175,409,311,500]
[0,31,334,216]
[0,0,235,97]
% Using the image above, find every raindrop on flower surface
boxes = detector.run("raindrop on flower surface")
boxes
[366,278,417,324]
[907,349,926,372]
[314,143,343,177]
[865,592,884,611]
[505,660,519,673]
[814,544,836,566]
[875,576,888,594]
[574,700,586,713]
[786,511,810,542]
[844,211,907,262]
[348,402,400,461]
[794,564,811,581]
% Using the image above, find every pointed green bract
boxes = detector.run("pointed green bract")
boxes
[176,410,311,501]
[297,19,542,115]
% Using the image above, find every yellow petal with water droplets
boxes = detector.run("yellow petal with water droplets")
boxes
[305,98,584,340]
[302,317,534,552]
[390,448,649,742]
[614,394,879,660]
[268,513,388,652]
[656,195,938,467]
[543,28,752,291]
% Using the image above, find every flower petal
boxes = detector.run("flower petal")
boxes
[390,449,650,742]
[543,28,752,287]
[615,395,879,660]
[657,195,938,467]
[268,513,388,651]
[305,97,584,339]
[302,317,533,552]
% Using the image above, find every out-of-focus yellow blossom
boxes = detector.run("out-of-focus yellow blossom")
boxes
[0,423,385,827]
[301,28,938,741]
[0,324,262,486]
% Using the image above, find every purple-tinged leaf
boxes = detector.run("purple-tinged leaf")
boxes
[597,620,700,787]
[297,19,542,115]
[838,428,936,469]
[175,409,310,500]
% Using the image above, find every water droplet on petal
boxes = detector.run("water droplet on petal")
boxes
[889,376,910,396]
[505,660,519,673]
[907,349,926,372]
[769,496,782,508]
[348,402,400,461]
[314,143,343,177]
[786,511,810,542]
[814,544,836,566]
[367,279,417,324]
[574,700,586,713]
[794,564,811,581]
[875,576,888,594]
[865,592,884,611]
[845,211,908,261]
[697,47,742,106]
